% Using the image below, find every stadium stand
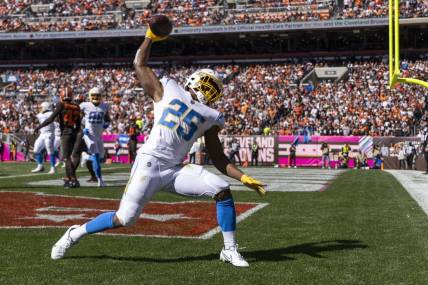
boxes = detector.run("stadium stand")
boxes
[1,59,427,137]
[1,0,428,32]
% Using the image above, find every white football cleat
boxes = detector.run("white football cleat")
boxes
[51,225,80,260]
[80,152,89,167]
[48,167,56,174]
[31,165,44,173]
[55,160,61,168]
[97,178,106,188]
[220,245,249,267]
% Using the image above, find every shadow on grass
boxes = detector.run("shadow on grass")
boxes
[67,239,367,263]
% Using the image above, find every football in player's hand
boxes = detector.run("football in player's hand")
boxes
[149,14,173,37]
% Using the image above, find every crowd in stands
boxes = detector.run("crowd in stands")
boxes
[1,0,428,33]
[339,0,428,19]
[1,59,428,137]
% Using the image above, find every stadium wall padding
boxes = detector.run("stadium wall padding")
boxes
[1,135,426,170]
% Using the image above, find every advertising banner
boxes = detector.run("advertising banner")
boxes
[2,134,425,170]
[277,136,371,168]
[2,17,427,41]
[221,136,276,166]
[103,134,145,164]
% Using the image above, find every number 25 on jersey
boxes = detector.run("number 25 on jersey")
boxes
[159,99,205,141]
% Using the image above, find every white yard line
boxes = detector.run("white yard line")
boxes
[386,170,428,216]
[0,165,129,180]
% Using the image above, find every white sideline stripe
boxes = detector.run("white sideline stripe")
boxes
[386,170,428,216]
[0,165,129,180]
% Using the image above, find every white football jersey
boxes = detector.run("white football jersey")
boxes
[37,111,54,134]
[139,78,224,165]
[80,102,109,137]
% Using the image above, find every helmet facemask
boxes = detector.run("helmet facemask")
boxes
[185,70,223,105]
[90,93,101,105]
[89,87,102,106]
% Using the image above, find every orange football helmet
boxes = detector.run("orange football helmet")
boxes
[60,87,73,101]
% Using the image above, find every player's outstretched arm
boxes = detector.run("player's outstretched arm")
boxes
[133,36,163,103]
[34,103,62,132]
[204,127,266,196]
[103,112,111,129]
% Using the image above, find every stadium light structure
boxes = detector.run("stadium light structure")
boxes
[389,0,428,89]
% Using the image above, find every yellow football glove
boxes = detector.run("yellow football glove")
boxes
[145,27,169,42]
[240,174,266,196]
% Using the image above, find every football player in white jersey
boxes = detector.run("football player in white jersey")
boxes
[80,87,110,187]
[32,102,56,174]
[51,28,266,267]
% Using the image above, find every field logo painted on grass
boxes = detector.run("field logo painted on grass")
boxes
[0,192,267,239]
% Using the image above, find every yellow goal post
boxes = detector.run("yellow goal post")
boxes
[389,0,428,89]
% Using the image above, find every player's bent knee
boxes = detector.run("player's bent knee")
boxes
[119,216,138,227]
[214,188,232,201]
[115,212,139,227]
[112,214,125,227]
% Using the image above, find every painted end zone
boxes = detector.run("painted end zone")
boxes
[0,192,267,239]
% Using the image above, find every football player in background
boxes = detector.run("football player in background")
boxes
[32,102,56,174]
[53,121,62,168]
[74,94,97,183]
[80,87,110,187]
[127,114,141,164]
[35,87,82,188]
[50,28,266,267]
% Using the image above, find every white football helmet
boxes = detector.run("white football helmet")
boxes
[89,87,103,105]
[185,69,223,105]
[40,102,51,112]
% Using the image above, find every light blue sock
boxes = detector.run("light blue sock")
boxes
[35,153,43,165]
[216,198,236,232]
[50,154,56,168]
[91,154,102,178]
[85,211,116,234]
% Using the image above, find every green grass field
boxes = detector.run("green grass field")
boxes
[0,163,427,285]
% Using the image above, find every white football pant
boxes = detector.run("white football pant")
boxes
[34,133,54,155]
[83,133,105,157]
[116,153,230,226]
[54,136,61,152]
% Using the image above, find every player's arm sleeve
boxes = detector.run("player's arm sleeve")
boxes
[104,111,111,123]
[213,113,225,129]
[204,126,244,181]
[76,106,82,130]
[133,38,163,102]
[36,103,61,130]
